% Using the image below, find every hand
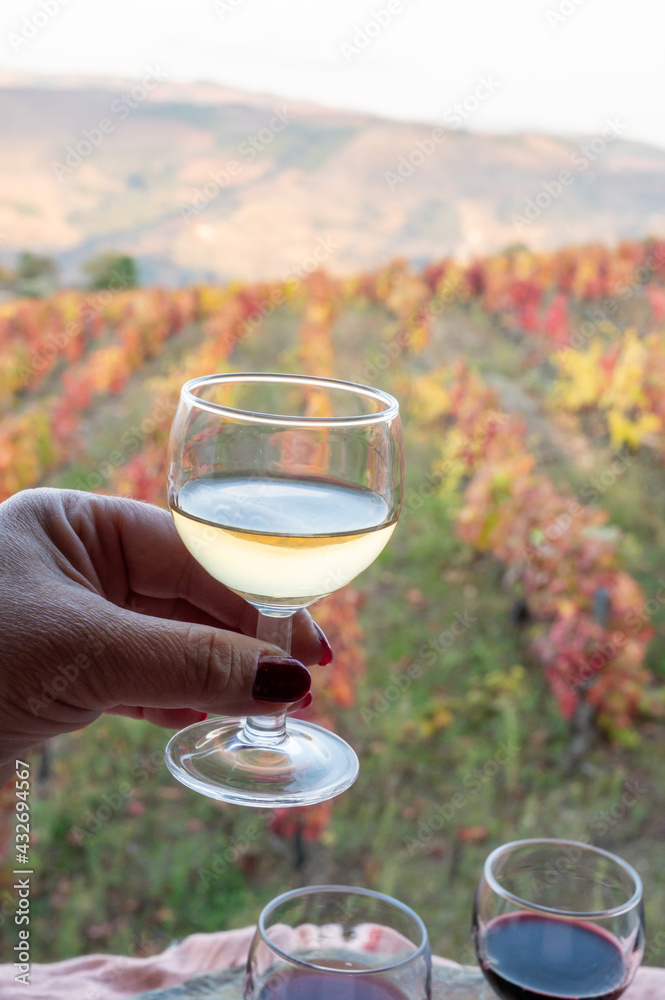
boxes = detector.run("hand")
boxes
[0,489,331,786]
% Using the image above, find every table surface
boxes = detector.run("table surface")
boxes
[0,931,660,1000]
[132,961,494,999]
[130,961,665,1000]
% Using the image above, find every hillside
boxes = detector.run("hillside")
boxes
[1,76,665,283]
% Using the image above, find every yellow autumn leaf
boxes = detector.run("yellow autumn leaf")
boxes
[552,340,606,410]
[607,409,659,449]
[407,324,429,354]
[604,329,648,407]
[409,373,450,423]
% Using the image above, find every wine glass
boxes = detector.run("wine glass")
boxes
[473,838,645,1000]
[244,885,431,1000]
[165,372,404,807]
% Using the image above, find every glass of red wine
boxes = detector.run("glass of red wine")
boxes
[473,838,645,1000]
[244,885,431,1000]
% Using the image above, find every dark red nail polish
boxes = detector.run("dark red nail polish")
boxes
[253,657,311,703]
[313,622,333,666]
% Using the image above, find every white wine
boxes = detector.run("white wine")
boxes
[171,475,396,609]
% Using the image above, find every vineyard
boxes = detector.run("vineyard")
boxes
[1,239,665,964]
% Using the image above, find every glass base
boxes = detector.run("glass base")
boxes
[164,717,359,807]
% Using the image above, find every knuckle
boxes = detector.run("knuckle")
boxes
[187,626,243,704]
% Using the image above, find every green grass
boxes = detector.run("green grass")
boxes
[4,297,665,967]
[21,484,665,962]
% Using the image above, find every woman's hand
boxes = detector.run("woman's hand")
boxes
[0,488,330,785]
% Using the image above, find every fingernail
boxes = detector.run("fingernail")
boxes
[253,657,311,703]
[193,711,208,722]
[313,622,333,666]
[289,691,313,713]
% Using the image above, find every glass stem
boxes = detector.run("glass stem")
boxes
[241,612,293,746]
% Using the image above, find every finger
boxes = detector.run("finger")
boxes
[67,494,332,666]
[105,706,209,727]
[287,691,313,714]
[75,593,312,718]
[105,692,312,729]
[123,594,243,631]
[66,492,253,616]
[124,595,331,667]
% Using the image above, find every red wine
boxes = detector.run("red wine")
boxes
[480,913,628,1000]
[257,964,411,1000]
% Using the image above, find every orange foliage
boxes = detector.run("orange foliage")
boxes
[1,237,664,841]
[407,362,653,734]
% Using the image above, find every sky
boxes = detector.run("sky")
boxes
[1,0,664,150]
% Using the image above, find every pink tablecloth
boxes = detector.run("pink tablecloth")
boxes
[0,927,663,1000]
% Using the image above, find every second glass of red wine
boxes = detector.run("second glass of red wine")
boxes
[244,885,431,1000]
[473,838,645,1000]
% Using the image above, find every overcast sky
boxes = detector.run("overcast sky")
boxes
[2,0,664,149]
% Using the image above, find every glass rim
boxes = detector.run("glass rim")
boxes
[256,884,430,975]
[180,372,400,427]
[484,838,643,919]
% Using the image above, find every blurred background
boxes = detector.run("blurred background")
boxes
[1,0,665,969]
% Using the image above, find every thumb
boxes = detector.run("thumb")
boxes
[82,601,312,719]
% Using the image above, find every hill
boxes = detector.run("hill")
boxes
[1,76,665,283]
